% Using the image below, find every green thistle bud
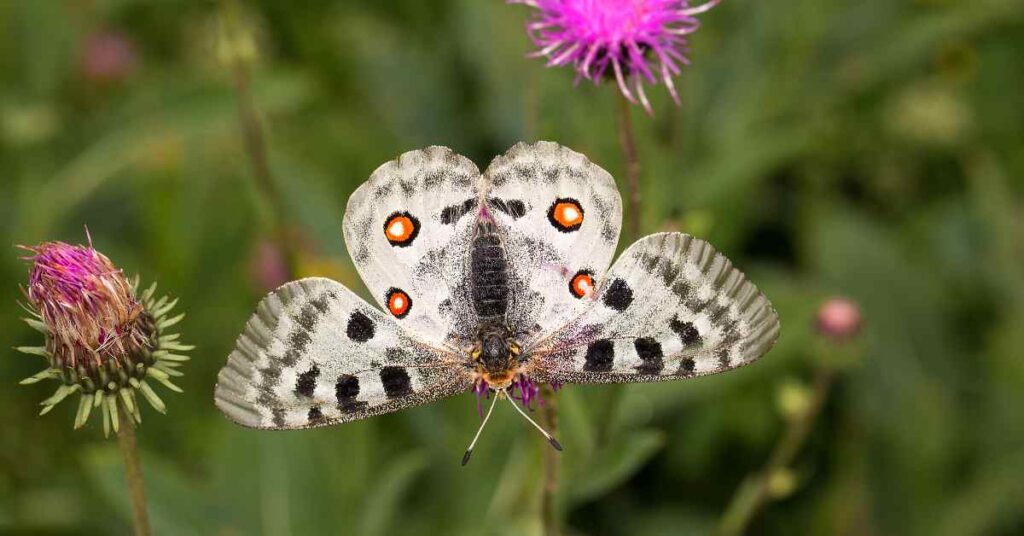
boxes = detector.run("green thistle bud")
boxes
[16,237,191,436]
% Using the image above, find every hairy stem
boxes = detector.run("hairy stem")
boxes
[615,92,642,242]
[716,368,836,536]
[540,384,561,536]
[117,406,151,536]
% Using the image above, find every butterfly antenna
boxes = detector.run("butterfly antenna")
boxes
[504,390,563,452]
[462,390,499,466]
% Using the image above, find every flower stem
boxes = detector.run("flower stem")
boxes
[614,92,642,243]
[221,0,297,277]
[716,367,836,536]
[117,405,151,536]
[539,384,561,536]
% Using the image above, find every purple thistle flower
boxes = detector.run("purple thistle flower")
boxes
[511,0,720,113]
[24,240,148,371]
[17,236,191,434]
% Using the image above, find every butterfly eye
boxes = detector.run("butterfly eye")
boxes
[569,270,595,298]
[547,198,584,232]
[383,211,420,247]
[385,288,412,318]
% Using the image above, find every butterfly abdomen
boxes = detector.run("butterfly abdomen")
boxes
[470,221,510,321]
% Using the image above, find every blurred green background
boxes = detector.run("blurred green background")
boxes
[2,0,1023,534]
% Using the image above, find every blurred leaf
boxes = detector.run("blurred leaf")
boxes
[566,429,665,504]
[358,451,427,536]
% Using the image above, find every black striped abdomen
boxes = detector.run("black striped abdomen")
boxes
[470,222,509,320]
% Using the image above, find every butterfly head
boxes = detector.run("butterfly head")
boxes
[470,325,522,389]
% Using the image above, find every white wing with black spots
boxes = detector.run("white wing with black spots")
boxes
[479,142,622,342]
[344,147,483,346]
[215,278,473,429]
[527,233,779,384]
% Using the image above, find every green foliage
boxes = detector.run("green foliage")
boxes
[1,0,1023,534]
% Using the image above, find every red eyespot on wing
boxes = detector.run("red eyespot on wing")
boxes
[569,270,595,298]
[547,198,584,232]
[386,288,412,318]
[383,212,420,247]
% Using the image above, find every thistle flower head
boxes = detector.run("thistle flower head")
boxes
[512,0,720,113]
[17,237,191,435]
[25,242,148,371]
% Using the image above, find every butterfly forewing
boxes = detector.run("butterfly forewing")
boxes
[527,233,779,384]
[215,278,473,429]
[343,147,483,346]
[479,142,623,341]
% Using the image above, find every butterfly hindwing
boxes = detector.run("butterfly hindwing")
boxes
[215,278,473,429]
[343,147,483,346]
[480,141,623,340]
[528,233,779,384]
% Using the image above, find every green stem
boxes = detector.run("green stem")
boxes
[539,384,561,536]
[117,406,151,536]
[221,0,297,277]
[716,367,836,536]
[614,92,642,243]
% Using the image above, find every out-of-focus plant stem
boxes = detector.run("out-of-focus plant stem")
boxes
[117,407,151,536]
[716,367,836,536]
[220,0,296,278]
[615,92,642,243]
[540,384,560,536]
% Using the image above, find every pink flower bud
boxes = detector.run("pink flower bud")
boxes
[81,31,138,83]
[815,297,862,341]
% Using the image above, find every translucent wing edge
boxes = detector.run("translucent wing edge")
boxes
[215,278,323,428]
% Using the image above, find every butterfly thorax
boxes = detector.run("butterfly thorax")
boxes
[470,323,522,389]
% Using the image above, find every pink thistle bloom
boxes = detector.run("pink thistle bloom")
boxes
[511,0,720,113]
[23,240,149,372]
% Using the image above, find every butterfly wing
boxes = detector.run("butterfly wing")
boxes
[479,142,623,339]
[527,233,779,384]
[343,146,483,346]
[215,278,473,429]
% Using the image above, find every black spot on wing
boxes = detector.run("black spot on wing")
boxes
[336,374,367,413]
[347,311,376,342]
[680,358,696,375]
[307,406,323,423]
[489,198,527,219]
[295,365,319,397]
[634,338,664,375]
[602,278,634,311]
[670,318,702,345]
[583,339,615,372]
[380,366,413,398]
[272,408,286,428]
[440,198,477,225]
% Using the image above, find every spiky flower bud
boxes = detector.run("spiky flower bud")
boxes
[17,238,191,436]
